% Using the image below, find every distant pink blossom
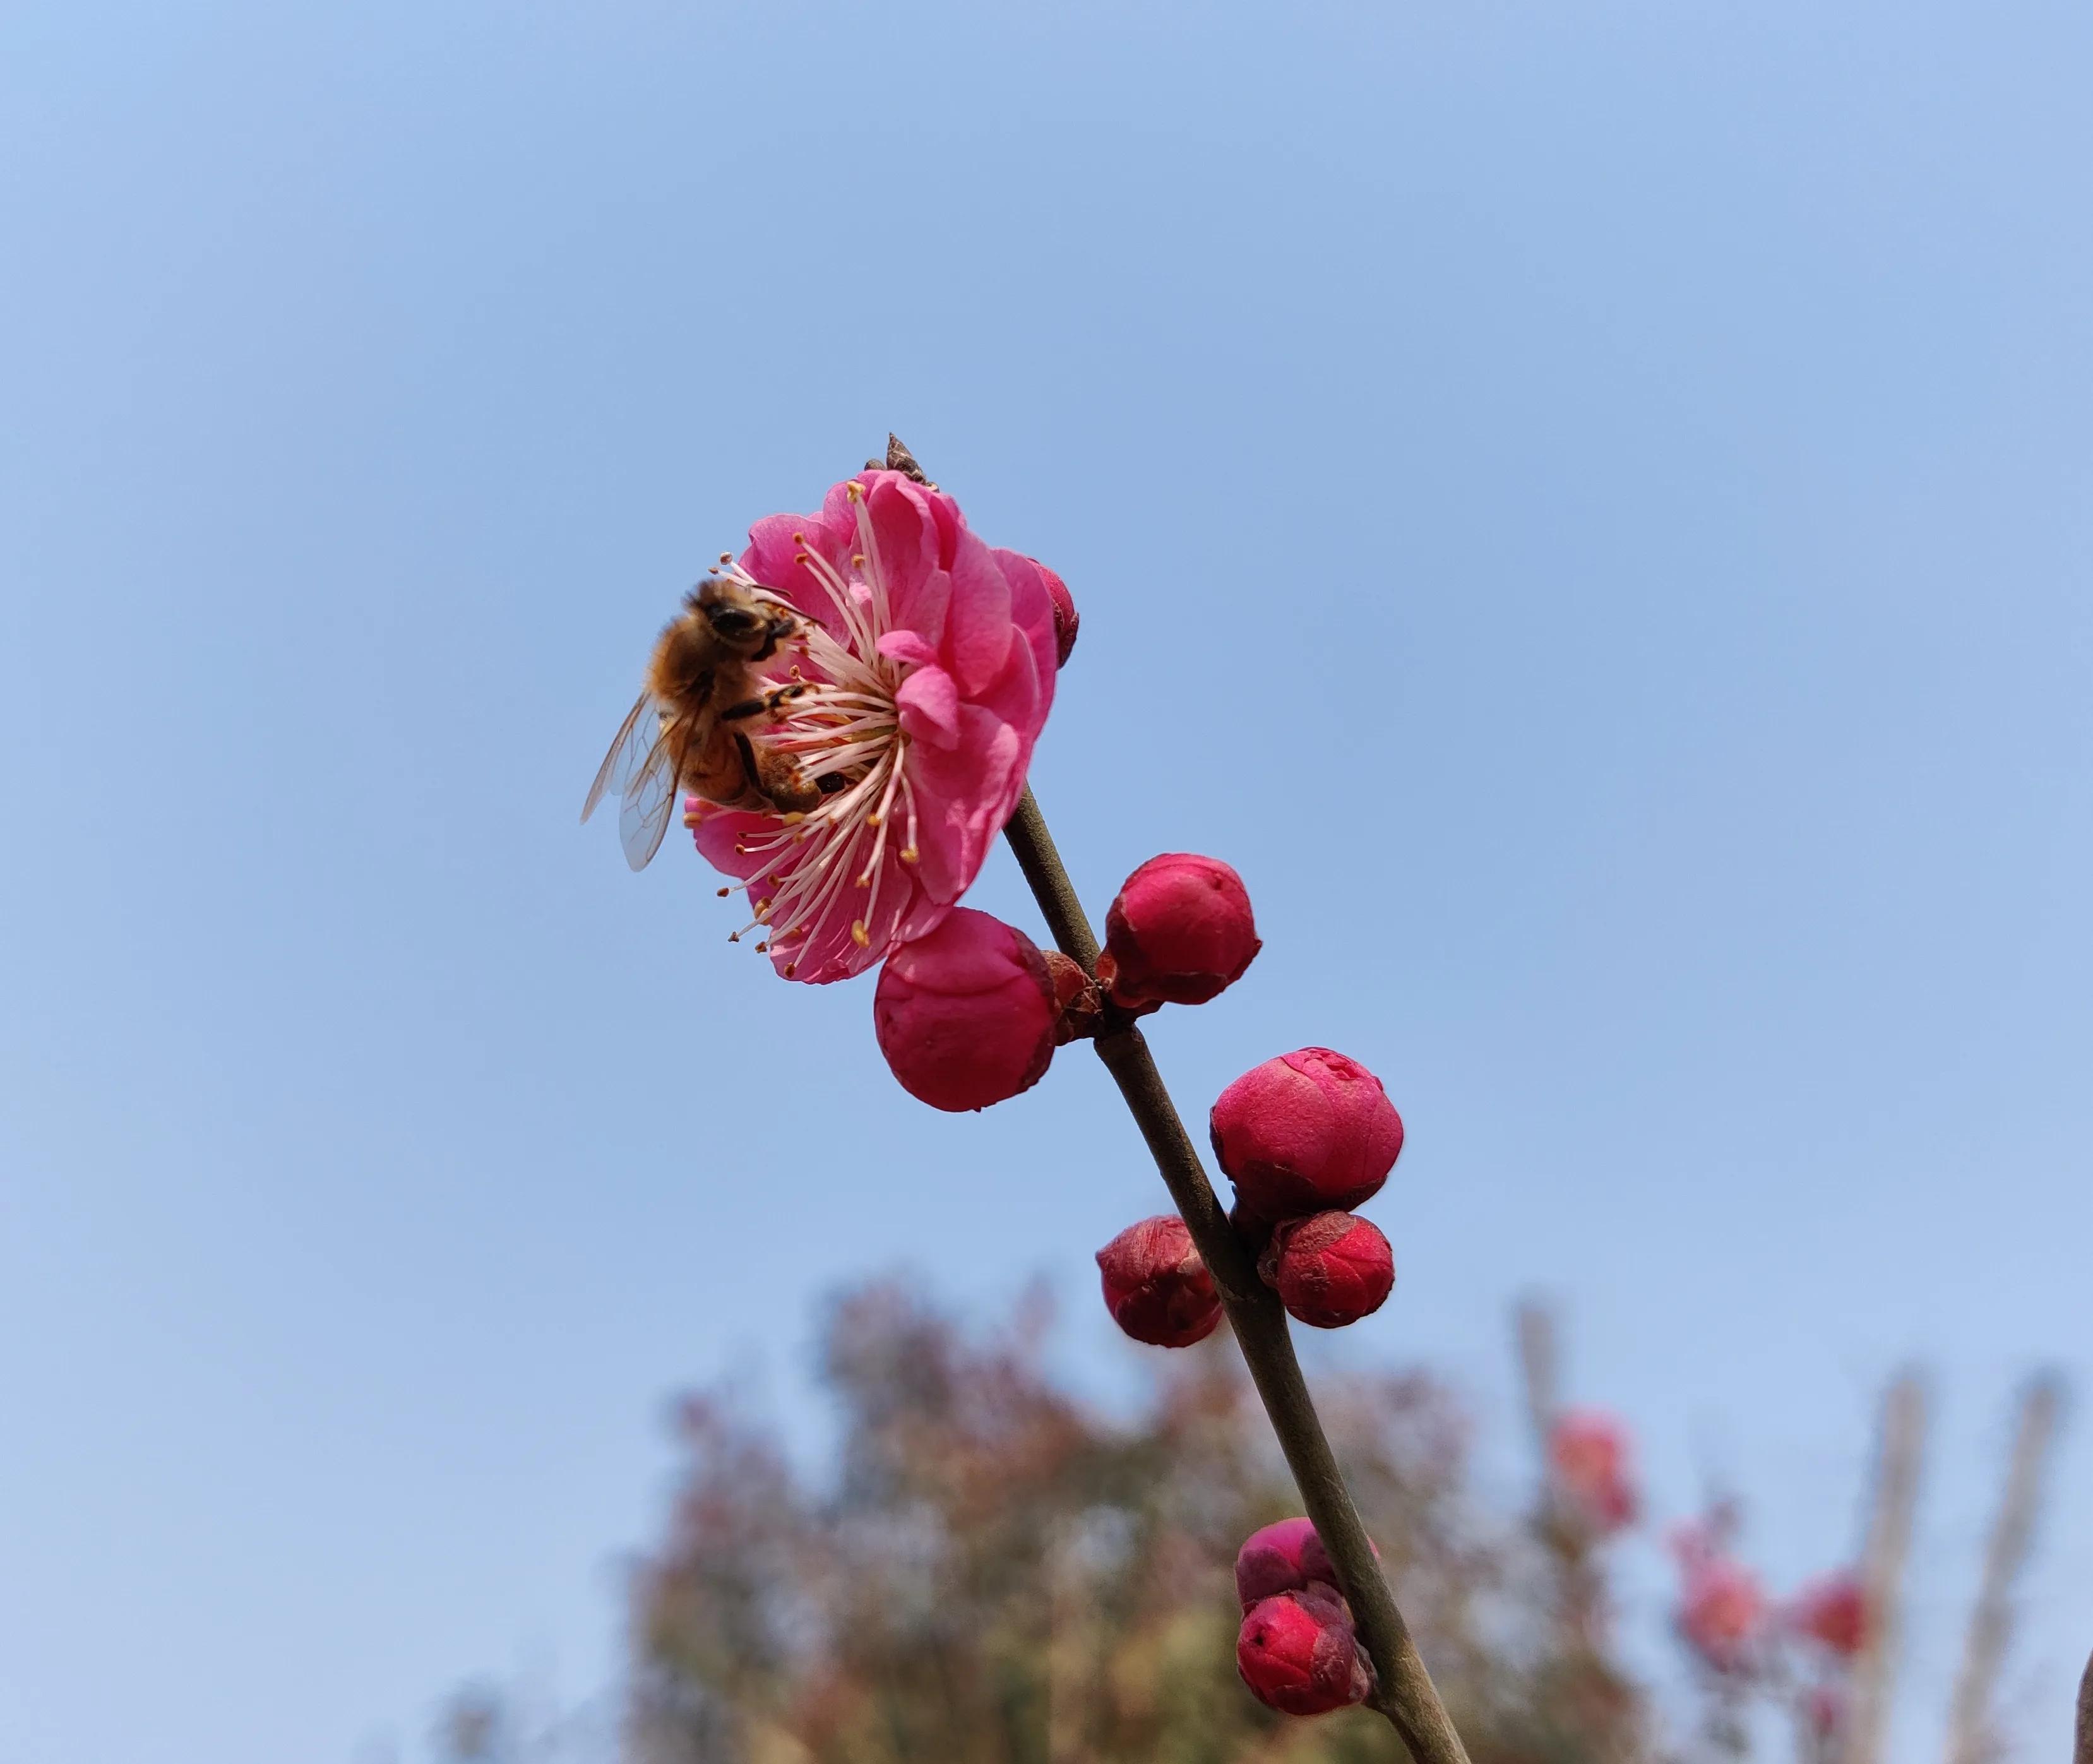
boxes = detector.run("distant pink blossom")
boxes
[689,471,1058,983]
[1676,1553,1767,1674]
[1547,1408,1639,1535]
[1788,1572,1868,1659]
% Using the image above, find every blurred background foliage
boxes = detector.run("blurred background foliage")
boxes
[432,1286,2061,1764]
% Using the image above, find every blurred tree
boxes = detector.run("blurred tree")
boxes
[623,1283,1641,1764]
[434,1284,2061,1764]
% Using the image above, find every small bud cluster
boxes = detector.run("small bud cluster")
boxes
[1211,1047,1402,1330]
[1232,1519,1375,1716]
[1086,850,1261,1349]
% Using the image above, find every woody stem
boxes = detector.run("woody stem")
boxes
[1003,783,1472,1764]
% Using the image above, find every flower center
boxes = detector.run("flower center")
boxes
[686,482,919,978]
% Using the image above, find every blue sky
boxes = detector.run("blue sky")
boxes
[3,3,2089,1760]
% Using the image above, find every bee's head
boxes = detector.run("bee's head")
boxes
[691,578,790,659]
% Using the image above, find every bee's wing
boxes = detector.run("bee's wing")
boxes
[617,735,679,871]
[583,692,678,871]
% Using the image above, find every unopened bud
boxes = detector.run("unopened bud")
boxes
[1236,1590,1372,1716]
[1210,1047,1404,1223]
[1233,1517,1379,1608]
[1094,853,1261,1009]
[1041,563,1078,667]
[1258,1211,1393,1329]
[1095,1213,1221,1347]
[873,909,1056,1112]
[1042,950,1102,1045]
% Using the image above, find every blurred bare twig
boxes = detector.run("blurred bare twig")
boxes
[1942,1376,2064,1764]
[1846,1370,1928,1764]
[2075,1648,2093,1764]
[1515,1301,1560,1457]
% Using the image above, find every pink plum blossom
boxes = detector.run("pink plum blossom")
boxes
[688,470,1058,983]
[1674,1551,1767,1674]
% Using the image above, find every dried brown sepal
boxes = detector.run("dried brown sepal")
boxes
[1043,950,1104,1044]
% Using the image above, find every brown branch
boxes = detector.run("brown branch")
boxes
[1941,1374,2063,1764]
[1004,784,1471,1764]
[1845,1369,1928,1764]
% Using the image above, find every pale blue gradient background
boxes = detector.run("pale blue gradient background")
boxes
[3,3,2089,1760]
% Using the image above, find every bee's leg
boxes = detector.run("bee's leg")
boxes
[722,682,808,723]
[737,731,823,815]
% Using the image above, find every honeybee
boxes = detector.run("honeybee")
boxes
[581,576,827,870]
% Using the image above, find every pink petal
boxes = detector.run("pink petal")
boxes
[897,567,950,652]
[895,664,963,749]
[925,486,963,569]
[912,706,1023,890]
[989,547,1063,698]
[963,617,1044,738]
[865,475,934,609]
[691,809,773,879]
[741,514,849,637]
[876,629,941,670]
[940,527,1013,695]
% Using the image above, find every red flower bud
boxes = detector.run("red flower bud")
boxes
[1042,950,1102,1045]
[1095,1214,1222,1347]
[1094,854,1261,1009]
[1789,1572,1868,1658]
[1041,563,1079,667]
[1233,1517,1378,1607]
[1236,1590,1372,1716]
[1258,1212,1393,1329]
[1210,1048,1404,1222]
[873,909,1056,1112]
